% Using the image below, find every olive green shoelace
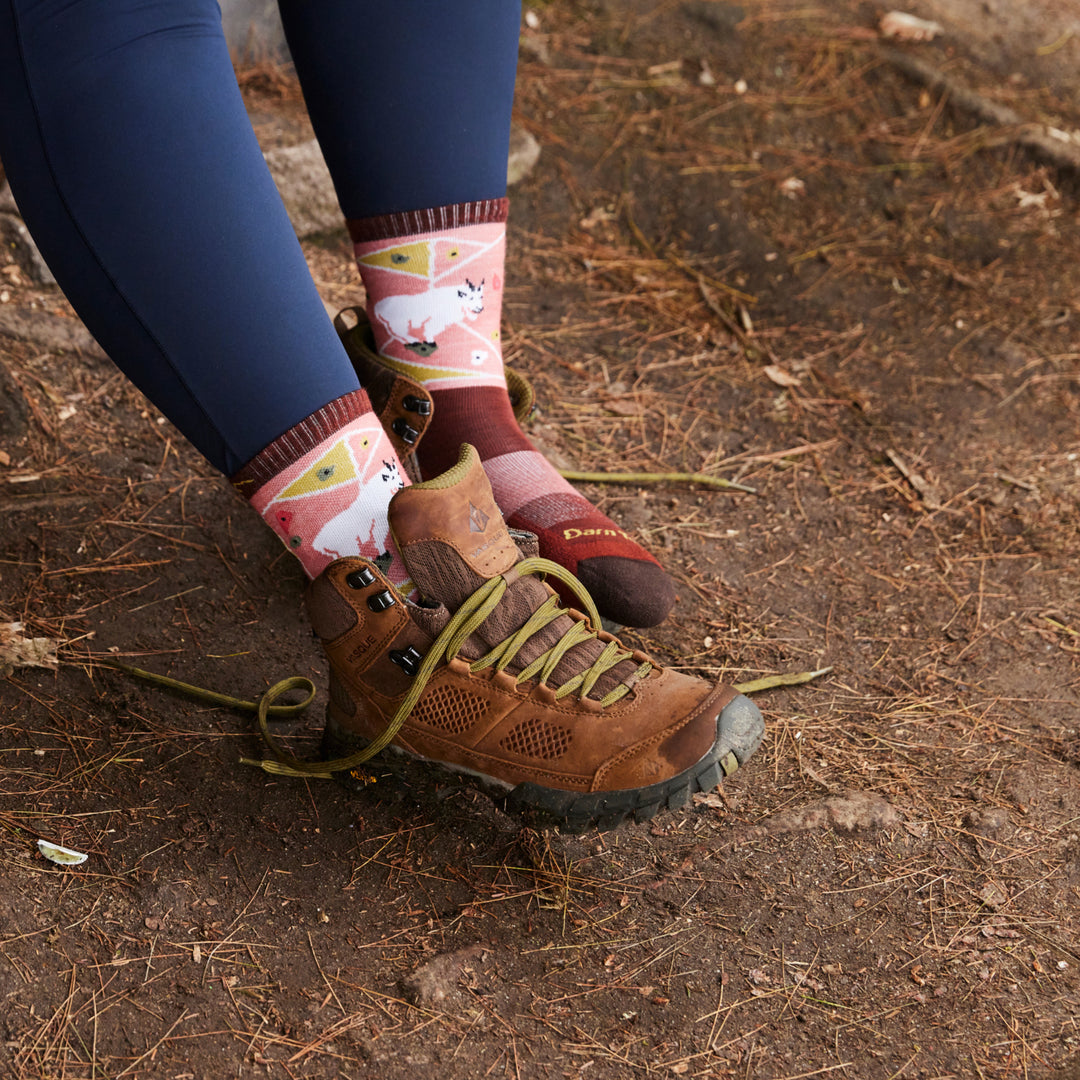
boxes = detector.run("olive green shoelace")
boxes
[249,556,651,779]
[107,558,650,781]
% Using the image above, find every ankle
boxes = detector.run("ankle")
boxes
[231,391,410,582]
[350,203,510,396]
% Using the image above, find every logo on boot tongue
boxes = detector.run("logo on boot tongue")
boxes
[468,502,490,533]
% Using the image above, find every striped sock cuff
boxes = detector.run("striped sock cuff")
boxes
[481,450,580,518]
[347,198,510,244]
[230,388,375,498]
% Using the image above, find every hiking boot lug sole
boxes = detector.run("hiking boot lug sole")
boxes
[321,691,764,833]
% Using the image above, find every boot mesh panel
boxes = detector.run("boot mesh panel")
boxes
[500,717,573,761]
[413,685,489,735]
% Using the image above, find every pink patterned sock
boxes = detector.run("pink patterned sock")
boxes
[231,390,409,584]
[348,202,676,627]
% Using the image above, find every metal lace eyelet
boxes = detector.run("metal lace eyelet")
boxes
[389,645,423,676]
[367,590,396,612]
[391,418,419,445]
[345,567,376,589]
[402,395,432,416]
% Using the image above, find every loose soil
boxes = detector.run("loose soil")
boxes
[2,2,1079,1078]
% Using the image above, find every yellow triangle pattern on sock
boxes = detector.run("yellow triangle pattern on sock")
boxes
[278,438,367,499]
[356,242,430,278]
[373,351,492,385]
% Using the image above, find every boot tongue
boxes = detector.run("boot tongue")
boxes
[388,445,639,703]
[388,444,520,609]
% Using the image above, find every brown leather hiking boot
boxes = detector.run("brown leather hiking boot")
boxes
[306,445,764,832]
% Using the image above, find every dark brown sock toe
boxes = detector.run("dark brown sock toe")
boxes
[575,555,676,628]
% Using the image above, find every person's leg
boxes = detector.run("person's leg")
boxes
[0,0,408,581]
[280,0,676,627]
[0,1,764,820]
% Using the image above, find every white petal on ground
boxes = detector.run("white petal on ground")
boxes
[880,11,944,41]
[37,840,89,866]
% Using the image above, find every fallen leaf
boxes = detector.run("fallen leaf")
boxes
[764,364,801,388]
[1,623,59,677]
[979,882,1010,910]
[692,792,724,809]
[758,791,901,835]
[603,397,643,417]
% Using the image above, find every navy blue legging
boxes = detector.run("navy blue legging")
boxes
[0,0,520,475]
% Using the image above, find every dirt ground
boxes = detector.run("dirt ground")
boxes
[2,1,1080,1077]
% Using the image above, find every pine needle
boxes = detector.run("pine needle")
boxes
[735,666,833,694]
[559,469,757,494]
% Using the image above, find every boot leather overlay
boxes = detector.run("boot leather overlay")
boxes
[390,447,518,583]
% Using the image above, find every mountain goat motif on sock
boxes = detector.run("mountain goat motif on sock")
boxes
[311,456,406,562]
[372,278,484,353]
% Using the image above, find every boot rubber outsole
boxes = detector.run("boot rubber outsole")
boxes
[321,693,765,833]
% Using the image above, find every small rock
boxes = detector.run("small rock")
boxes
[778,177,806,200]
[965,807,1010,837]
[879,11,944,41]
[0,306,102,355]
[264,140,342,239]
[0,362,30,444]
[401,946,485,1007]
[763,791,901,835]
[0,212,56,285]
[507,125,541,186]
[267,126,540,240]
